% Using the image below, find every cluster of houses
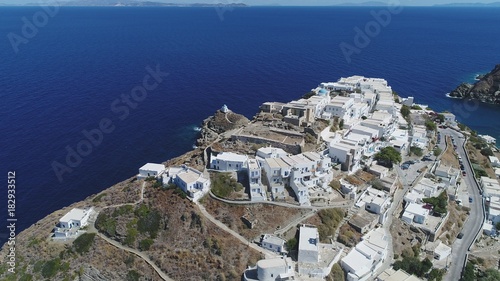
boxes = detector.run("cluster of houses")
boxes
[261,76,436,175]
[245,225,343,281]
[482,176,500,236]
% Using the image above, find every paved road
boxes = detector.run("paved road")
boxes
[441,128,485,281]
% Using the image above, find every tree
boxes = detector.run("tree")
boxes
[480,268,500,280]
[434,147,442,157]
[481,147,494,157]
[410,146,424,157]
[425,120,437,131]
[437,114,445,123]
[423,191,448,215]
[461,262,475,281]
[326,263,345,281]
[401,105,410,118]
[374,147,402,168]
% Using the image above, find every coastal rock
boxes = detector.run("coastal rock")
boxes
[449,82,473,98]
[450,64,500,104]
[196,108,250,146]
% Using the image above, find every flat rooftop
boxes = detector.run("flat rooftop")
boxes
[299,226,319,252]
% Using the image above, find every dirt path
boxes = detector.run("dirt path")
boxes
[88,182,174,281]
[195,201,279,259]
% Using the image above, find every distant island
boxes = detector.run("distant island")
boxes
[24,0,248,7]
[434,2,500,6]
[449,64,500,105]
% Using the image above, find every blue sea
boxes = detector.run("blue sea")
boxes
[1,6,500,245]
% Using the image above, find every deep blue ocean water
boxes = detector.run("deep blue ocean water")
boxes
[1,6,500,245]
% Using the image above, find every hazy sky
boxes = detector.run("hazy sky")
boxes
[2,0,498,5]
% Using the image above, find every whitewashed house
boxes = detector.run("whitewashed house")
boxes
[433,242,451,261]
[211,152,248,171]
[402,202,429,225]
[138,163,165,179]
[262,157,292,200]
[243,257,295,281]
[329,138,362,173]
[256,147,288,161]
[298,226,320,263]
[322,96,355,121]
[168,166,211,202]
[54,207,94,238]
[248,158,266,201]
[341,228,389,281]
[489,156,500,168]
[261,234,287,254]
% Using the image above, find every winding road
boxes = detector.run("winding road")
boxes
[441,128,485,281]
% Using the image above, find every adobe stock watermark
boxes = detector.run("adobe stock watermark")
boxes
[51,64,169,182]
[452,98,480,121]
[339,0,402,64]
[7,1,60,54]
[214,0,235,21]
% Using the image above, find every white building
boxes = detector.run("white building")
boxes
[138,163,165,179]
[256,147,288,161]
[322,96,355,121]
[298,226,319,263]
[411,125,429,149]
[341,179,358,200]
[402,202,429,225]
[248,159,266,201]
[329,137,362,173]
[166,166,211,202]
[59,207,93,229]
[54,207,94,238]
[341,228,389,281]
[369,164,389,179]
[262,157,292,200]
[261,234,287,254]
[481,177,500,198]
[243,257,295,281]
[479,134,496,145]
[433,242,451,261]
[489,156,500,168]
[442,112,456,125]
[211,152,248,171]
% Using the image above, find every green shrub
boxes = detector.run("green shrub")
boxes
[92,193,107,203]
[317,209,344,242]
[139,239,154,251]
[127,270,141,281]
[95,213,117,237]
[73,233,96,254]
[41,258,61,278]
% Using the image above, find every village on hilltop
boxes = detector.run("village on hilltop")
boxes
[51,75,500,281]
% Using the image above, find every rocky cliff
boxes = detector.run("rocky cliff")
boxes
[449,64,500,104]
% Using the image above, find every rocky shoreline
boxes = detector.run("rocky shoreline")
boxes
[449,64,500,105]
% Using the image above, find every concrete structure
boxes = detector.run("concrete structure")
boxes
[210,152,248,172]
[369,164,389,179]
[341,228,389,281]
[479,134,496,145]
[282,99,315,126]
[329,137,362,173]
[411,125,429,149]
[138,163,165,179]
[260,102,285,113]
[340,179,358,200]
[165,166,210,202]
[298,226,319,263]
[261,234,286,254]
[243,257,295,281]
[481,177,500,198]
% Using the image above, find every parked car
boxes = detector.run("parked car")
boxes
[462,171,467,177]
[401,164,410,170]
[469,197,473,203]
[457,232,464,239]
